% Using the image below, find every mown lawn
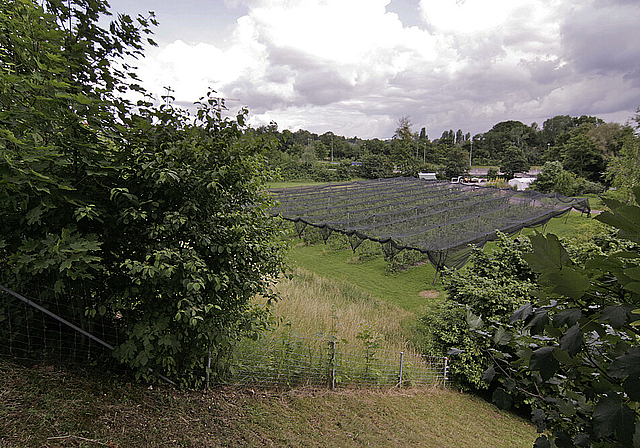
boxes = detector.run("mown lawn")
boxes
[0,360,537,448]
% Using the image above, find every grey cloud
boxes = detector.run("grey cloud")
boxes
[519,58,572,86]
[561,3,640,77]
[293,69,355,106]
[226,1,639,138]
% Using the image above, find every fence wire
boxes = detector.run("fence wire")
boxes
[220,333,448,389]
[1,285,448,390]
[0,285,121,366]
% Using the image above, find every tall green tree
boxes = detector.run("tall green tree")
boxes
[0,0,286,386]
[606,111,640,204]
[561,133,605,182]
[500,146,530,179]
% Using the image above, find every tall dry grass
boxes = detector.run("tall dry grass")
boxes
[258,267,416,353]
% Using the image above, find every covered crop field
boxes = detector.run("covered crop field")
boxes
[270,177,590,271]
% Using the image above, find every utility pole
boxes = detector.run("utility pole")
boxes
[469,136,473,168]
[331,137,334,162]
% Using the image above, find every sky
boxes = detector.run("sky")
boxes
[105,0,640,140]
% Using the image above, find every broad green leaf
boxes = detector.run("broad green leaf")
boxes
[492,387,511,410]
[510,303,533,323]
[624,282,640,294]
[466,310,483,330]
[524,233,571,274]
[482,365,495,383]
[553,308,582,327]
[531,408,546,432]
[494,327,512,345]
[547,267,589,299]
[625,267,640,282]
[601,305,632,329]
[530,346,559,381]
[609,347,640,379]
[559,323,583,357]
[533,435,550,448]
[552,431,574,448]
[592,394,635,445]
[596,206,640,244]
[623,377,640,402]
[526,309,549,335]
[555,399,576,417]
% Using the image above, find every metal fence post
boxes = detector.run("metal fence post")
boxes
[443,357,449,390]
[398,351,404,387]
[331,341,336,390]
[206,350,211,389]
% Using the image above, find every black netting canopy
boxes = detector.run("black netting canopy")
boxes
[270,177,590,271]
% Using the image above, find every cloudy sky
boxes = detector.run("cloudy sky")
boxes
[106,0,640,139]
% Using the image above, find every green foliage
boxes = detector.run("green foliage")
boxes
[418,234,535,390]
[441,147,470,179]
[478,188,640,447]
[500,146,530,179]
[561,133,605,183]
[360,153,393,179]
[532,161,604,196]
[0,0,286,386]
[605,111,640,205]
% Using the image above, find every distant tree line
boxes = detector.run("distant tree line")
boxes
[261,111,640,199]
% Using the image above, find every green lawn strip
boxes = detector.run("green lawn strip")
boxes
[0,360,536,448]
[267,179,364,189]
[268,180,325,189]
[289,242,442,313]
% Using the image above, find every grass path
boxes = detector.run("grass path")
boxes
[0,360,536,447]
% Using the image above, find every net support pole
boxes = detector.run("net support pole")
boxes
[330,341,337,390]
[443,357,449,390]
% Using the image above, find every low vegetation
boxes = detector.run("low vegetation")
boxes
[264,267,414,352]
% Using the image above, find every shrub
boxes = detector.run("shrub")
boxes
[417,234,535,390]
[0,0,286,387]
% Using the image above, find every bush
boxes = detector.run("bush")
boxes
[360,154,393,179]
[532,161,604,196]
[417,234,535,390]
[0,0,286,386]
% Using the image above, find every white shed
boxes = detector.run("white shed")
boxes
[508,177,536,191]
[419,172,437,181]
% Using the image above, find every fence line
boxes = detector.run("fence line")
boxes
[1,285,448,390]
[220,333,449,389]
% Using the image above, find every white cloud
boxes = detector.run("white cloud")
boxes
[130,0,640,138]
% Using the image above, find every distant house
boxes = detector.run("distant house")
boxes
[419,172,437,181]
[508,177,536,191]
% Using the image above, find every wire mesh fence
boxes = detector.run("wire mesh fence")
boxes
[220,333,448,389]
[0,284,121,367]
[1,285,448,390]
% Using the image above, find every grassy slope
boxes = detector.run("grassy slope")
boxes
[0,360,536,447]
[290,243,440,313]
[289,212,596,311]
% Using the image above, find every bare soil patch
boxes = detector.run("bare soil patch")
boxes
[419,290,440,299]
